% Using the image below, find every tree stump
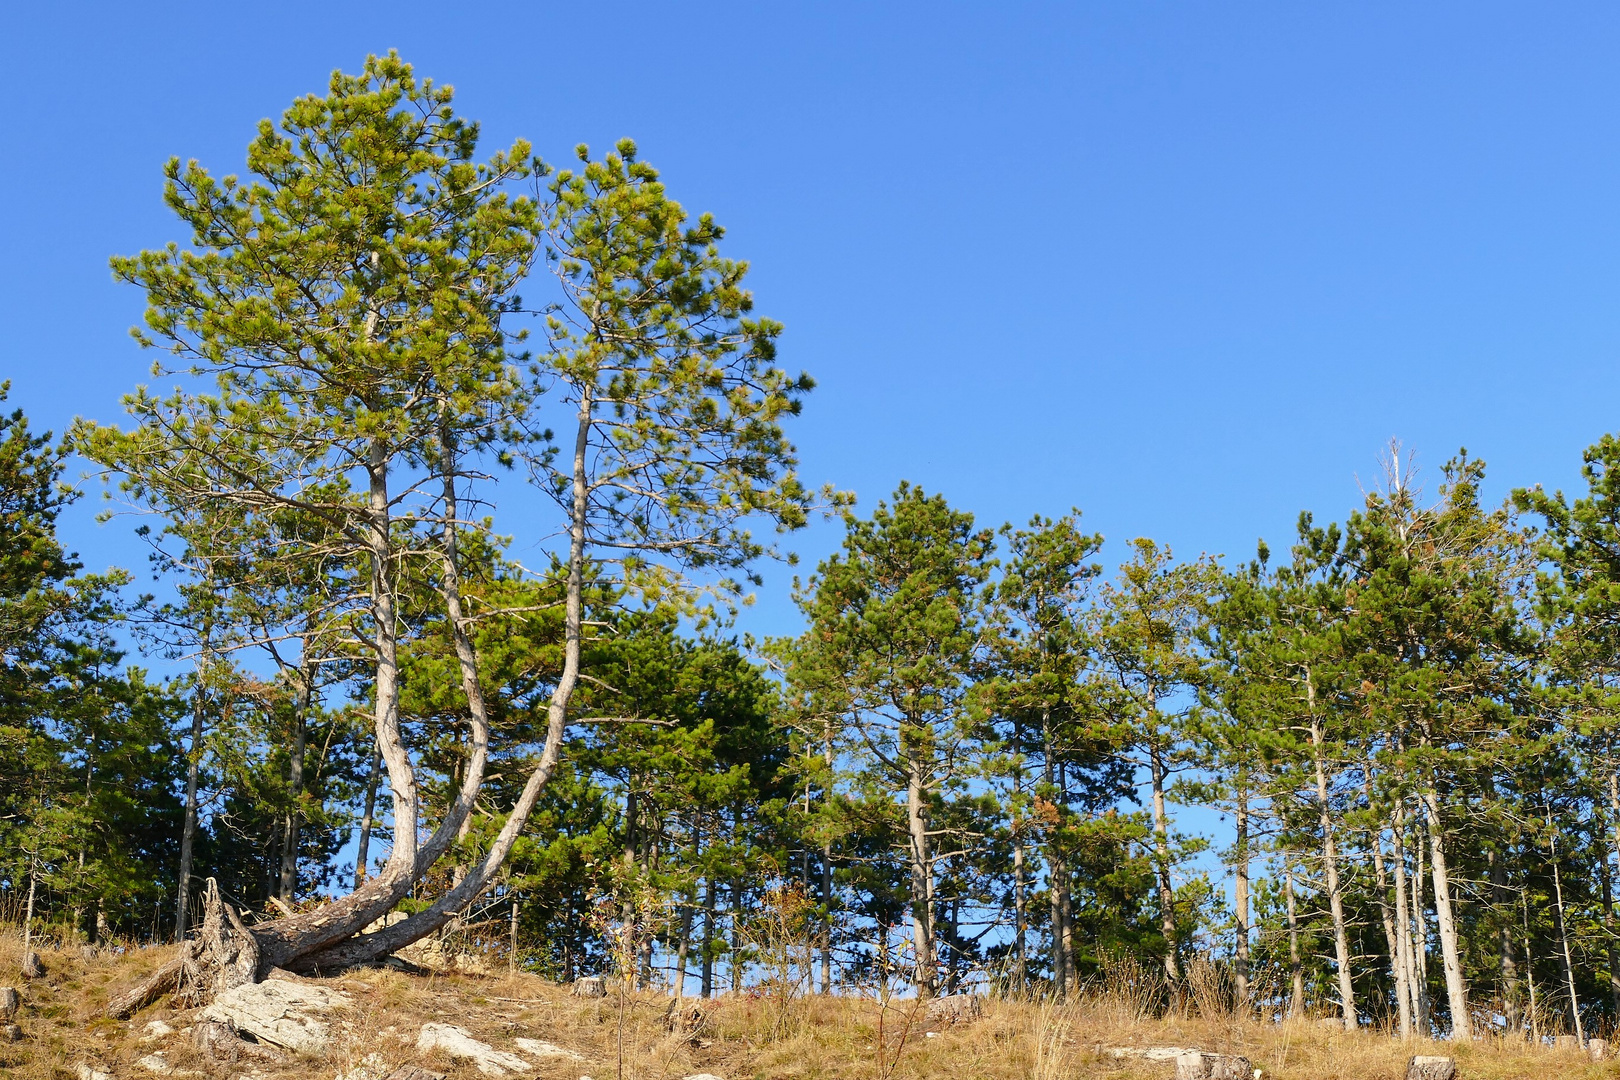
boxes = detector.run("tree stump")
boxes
[1554,1035,1581,1053]
[924,994,983,1026]
[0,987,17,1020]
[665,999,706,1036]
[1590,1038,1609,1061]
[20,952,44,979]
[1175,1052,1253,1080]
[570,975,605,998]
[1405,1055,1457,1080]
[107,877,260,1018]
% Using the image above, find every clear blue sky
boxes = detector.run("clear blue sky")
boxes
[6,2,1620,641]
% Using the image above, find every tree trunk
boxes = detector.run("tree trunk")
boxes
[1148,738,1178,982]
[1012,822,1028,994]
[1610,768,1620,1017]
[1058,757,1075,995]
[1285,860,1304,1017]
[1493,850,1521,1036]
[277,659,312,900]
[905,742,936,998]
[1412,810,1432,1032]
[1234,783,1250,1011]
[701,874,717,998]
[1041,714,1071,996]
[354,748,381,888]
[1308,696,1355,1029]
[730,875,744,993]
[1549,820,1584,1043]
[1388,807,1416,1039]
[1423,786,1471,1040]
[819,715,834,995]
[674,882,695,1000]
[176,675,206,941]
[23,853,37,951]
[284,405,587,972]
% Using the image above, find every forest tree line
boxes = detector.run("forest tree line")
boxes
[4,54,1620,1040]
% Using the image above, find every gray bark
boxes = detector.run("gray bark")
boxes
[176,677,206,941]
[1423,787,1470,1039]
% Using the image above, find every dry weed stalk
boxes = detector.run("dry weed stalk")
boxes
[1029,998,1073,1080]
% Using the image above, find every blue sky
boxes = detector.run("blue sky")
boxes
[7,1,1620,641]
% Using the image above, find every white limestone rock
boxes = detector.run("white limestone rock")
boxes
[201,978,352,1054]
[141,1019,176,1042]
[514,1037,585,1061]
[414,1023,531,1076]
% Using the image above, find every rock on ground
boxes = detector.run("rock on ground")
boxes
[136,1051,201,1076]
[141,1019,176,1042]
[513,1037,585,1061]
[1406,1056,1457,1080]
[194,1017,285,1064]
[1175,1052,1253,1080]
[334,1051,390,1080]
[683,1074,727,1080]
[415,1023,531,1076]
[0,986,18,1019]
[1109,1046,1201,1061]
[201,978,352,1054]
[75,1064,114,1080]
[20,951,44,978]
[381,1068,446,1080]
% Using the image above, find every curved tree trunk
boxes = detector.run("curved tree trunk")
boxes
[287,396,592,973]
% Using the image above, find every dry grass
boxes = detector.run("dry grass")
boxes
[2,929,1617,1080]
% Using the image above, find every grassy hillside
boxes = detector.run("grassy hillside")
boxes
[0,930,1610,1080]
